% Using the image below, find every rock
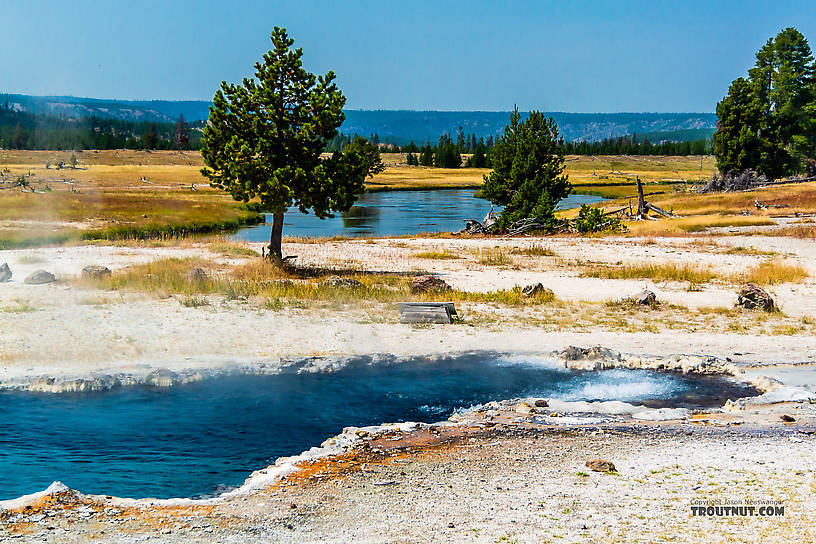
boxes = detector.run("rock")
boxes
[629,289,657,306]
[521,283,554,298]
[722,399,744,412]
[411,275,451,294]
[24,269,56,285]
[186,267,208,282]
[558,346,623,370]
[514,402,534,415]
[0,262,11,282]
[781,414,795,423]
[81,265,111,280]
[534,399,549,408]
[321,276,364,288]
[585,459,616,473]
[144,368,180,388]
[737,283,774,311]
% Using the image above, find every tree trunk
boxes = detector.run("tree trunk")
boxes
[269,212,284,259]
[636,175,647,217]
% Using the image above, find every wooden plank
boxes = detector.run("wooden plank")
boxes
[399,308,453,324]
[398,301,457,316]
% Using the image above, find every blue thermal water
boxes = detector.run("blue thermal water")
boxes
[0,353,753,500]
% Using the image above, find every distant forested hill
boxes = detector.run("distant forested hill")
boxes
[1,93,716,143]
[341,111,716,144]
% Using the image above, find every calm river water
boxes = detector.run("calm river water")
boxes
[234,190,607,240]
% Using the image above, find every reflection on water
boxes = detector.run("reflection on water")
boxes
[233,189,607,241]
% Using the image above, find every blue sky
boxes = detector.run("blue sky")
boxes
[2,0,814,111]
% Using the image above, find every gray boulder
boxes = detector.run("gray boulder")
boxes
[629,289,657,306]
[737,283,774,311]
[0,263,11,282]
[24,269,56,285]
[82,265,112,280]
[411,275,451,294]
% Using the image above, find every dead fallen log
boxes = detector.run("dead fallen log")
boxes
[645,203,676,218]
[754,199,789,210]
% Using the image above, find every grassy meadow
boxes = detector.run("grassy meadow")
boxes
[0,149,813,248]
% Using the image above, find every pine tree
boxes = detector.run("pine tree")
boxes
[419,143,434,166]
[714,27,815,178]
[142,123,158,150]
[201,27,374,258]
[480,107,570,230]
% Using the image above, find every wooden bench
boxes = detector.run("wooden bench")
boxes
[398,302,457,324]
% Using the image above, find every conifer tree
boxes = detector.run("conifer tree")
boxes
[201,27,374,258]
[480,107,570,229]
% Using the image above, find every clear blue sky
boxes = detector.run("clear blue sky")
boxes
[2,0,814,112]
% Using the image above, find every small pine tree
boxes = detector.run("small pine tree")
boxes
[419,143,434,166]
[142,123,158,150]
[406,152,417,166]
[480,106,570,230]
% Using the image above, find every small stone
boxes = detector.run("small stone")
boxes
[534,399,549,408]
[737,283,774,311]
[411,275,451,294]
[447,522,455,528]
[781,414,795,423]
[521,283,553,298]
[24,269,56,285]
[629,289,657,306]
[585,459,616,473]
[81,265,111,280]
[0,262,11,282]
[514,402,534,415]
[722,399,743,412]
[186,268,208,282]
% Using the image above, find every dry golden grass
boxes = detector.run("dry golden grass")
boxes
[86,257,556,307]
[509,244,556,257]
[372,154,715,197]
[583,262,716,283]
[2,150,811,248]
[741,261,809,285]
[474,247,513,266]
[0,150,258,248]
[622,215,776,236]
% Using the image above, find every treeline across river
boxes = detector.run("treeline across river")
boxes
[0,106,711,160]
[329,130,713,169]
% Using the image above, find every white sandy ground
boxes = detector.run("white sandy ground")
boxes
[1,235,816,541]
[0,235,815,387]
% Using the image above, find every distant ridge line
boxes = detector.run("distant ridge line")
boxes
[0,93,717,143]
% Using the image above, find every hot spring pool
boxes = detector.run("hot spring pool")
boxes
[0,353,756,500]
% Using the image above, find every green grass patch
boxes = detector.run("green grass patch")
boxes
[414,250,460,260]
